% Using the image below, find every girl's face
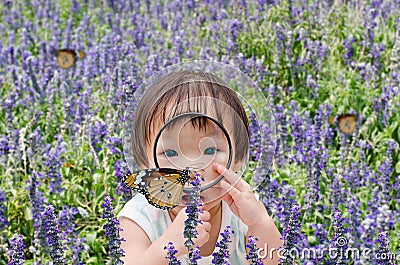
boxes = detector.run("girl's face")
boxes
[145,118,244,212]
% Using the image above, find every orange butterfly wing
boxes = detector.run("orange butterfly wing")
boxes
[123,168,188,209]
[328,116,335,125]
[147,174,183,209]
[78,50,86,59]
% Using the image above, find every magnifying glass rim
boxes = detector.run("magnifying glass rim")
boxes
[152,112,233,192]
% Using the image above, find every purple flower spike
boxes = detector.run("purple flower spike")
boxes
[212,226,233,264]
[8,234,26,265]
[164,242,181,265]
[106,136,122,155]
[88,120,108,153]
[245,236,263,265]
[189,246,202,264]
[0,190,8,231]
[43,135,65,193]
[184,173,203,263]
[374,232,396,265]
[378,140,398,204]
[0,135,12,156]
[279,203,302,265]
[42,205,66,265]
[331,209,349,264]
[27,172,47,250]
[101,194,125,264]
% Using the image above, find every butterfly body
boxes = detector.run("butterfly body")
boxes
[53,49,86,69]
[337,114,358,135]
[123,167,192,210]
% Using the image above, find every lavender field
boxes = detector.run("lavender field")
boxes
[0,0,399,264]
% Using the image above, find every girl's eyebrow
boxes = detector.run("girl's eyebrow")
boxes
[155,120,231,141]
[153,135,177,148]
[208,123,229,139]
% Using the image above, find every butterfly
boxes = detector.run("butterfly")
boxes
[62,162,75,168]
[53,49,86,69]
[123,168,193,210]
[336,114,358,135]
[328,116,335,125]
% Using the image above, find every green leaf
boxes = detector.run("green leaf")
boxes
[86,232,97,244]
[396,161,400,174]
[308,235,317,245]
[24,206,32,221]
[93,172,102,184]
[314,210,325,222]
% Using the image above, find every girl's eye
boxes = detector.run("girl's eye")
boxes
[204,147,217,155]
[164,149,178,157]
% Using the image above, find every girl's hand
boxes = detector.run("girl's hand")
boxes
[162,207,211,255]
[213,163,268,227]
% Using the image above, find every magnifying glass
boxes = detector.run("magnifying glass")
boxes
[122,61,277,209]
[152,112,233,193]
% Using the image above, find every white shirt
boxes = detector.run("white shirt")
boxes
[117,193,249,264]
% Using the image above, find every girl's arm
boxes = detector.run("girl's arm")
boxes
[245,208,283,265]
[213,163,283,265]
[119,208,211,265]
[119,217,170,265]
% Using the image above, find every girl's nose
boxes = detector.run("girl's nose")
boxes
[172,155,214,169]
[188,162,205,169]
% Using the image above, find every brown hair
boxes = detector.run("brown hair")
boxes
[131,70,249,168]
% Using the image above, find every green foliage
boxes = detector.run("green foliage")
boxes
[0,0,399,264]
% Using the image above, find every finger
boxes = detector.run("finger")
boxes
[220,179,241,201]
[214,163,250,192]
[220,190,235,208]
[220,191,233,204]
[202,232,210,243]
[199,210,210,221]
[201,221,211,232]
[193,232,209,247]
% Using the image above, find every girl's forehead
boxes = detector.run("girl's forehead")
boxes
[162,95,236,117]
[148,115,235,145]
[163,120,222,136]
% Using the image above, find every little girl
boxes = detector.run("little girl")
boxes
[118,70,283,264]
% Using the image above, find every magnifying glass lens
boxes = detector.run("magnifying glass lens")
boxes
[153,113,233,193]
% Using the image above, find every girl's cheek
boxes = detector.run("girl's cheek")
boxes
[203,186,223,196]
[201,188,225,205]
[214,152,227,163]
[200,167,221,185]
[157,156,178,168]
